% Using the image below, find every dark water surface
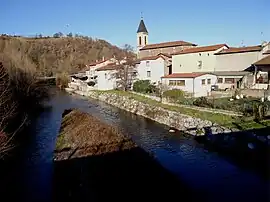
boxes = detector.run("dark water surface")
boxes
[3,90,269,202]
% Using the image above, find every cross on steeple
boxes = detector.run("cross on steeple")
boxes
[140,12,143,19]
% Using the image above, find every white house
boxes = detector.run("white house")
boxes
[136,53,171,84]
[161,73,217,97]
[171,44,228,73]
[95,63,118,90]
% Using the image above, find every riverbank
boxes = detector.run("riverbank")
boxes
[67,89,270,135]
[53,109,198,202]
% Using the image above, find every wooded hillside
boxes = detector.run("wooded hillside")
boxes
[0,35,131,76]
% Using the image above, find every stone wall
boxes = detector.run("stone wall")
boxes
[74,90,236,136]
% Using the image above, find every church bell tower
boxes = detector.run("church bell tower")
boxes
[137,16,148,53]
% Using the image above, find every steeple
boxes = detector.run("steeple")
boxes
[137,18,148,33]
[136,15,149,54]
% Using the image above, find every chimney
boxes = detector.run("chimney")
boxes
[102,56,105,61]
[96,59,98,62]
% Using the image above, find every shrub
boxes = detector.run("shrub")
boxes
[87,81,96,86]
[163,89,185,102]
[133,80,156,93]
[193,97,213,108]
[0,62,49,158]
[56,72,70,89]
[253,102,268,121]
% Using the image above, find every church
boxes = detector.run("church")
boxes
[136,18,197,59]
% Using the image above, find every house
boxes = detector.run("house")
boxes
[214,44,270,72]
[95,62,136,90]
[212,71,251,90]
[85,58,117,80]
[171,44,229,73]
[136,53,171,84]
[161,73,217,97]
[136,18,196,58]
[95,63,119,90]
[252,55,270,89]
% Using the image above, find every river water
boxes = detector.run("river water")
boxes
[5,90,269,202]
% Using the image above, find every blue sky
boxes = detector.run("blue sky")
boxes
[1,0,269,48]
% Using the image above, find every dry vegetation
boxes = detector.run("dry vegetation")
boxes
[0,35,131,76]
[0,61,49,159]
[54,109,136,160]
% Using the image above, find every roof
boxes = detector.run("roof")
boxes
[96,63,120,71]
[137,19,148,33]
[253,55,270,66]
[88,59,109,66]
[212,71,250,76]
[215,45,262,55]
[139,53,171,61]
[140,40,196,51]
[162,73,210,79]
[172,44,228,55]
[263,50,270,54]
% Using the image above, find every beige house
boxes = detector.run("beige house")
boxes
[171,44,229,73]
[136,18,196,59]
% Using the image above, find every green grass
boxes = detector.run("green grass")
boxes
[94,90,270,130]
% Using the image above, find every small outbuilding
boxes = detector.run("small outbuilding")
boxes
[161,73,217,97]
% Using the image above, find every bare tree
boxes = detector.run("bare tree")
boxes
[113,44,137,91]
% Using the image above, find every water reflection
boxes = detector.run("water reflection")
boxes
[7,91,268,202]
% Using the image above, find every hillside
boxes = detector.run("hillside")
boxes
[0,35,131,76]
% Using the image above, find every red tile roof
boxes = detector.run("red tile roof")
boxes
[172,44,228,55]
[96,63,119,71]
[88,59,109,66]
[253,55,270,66]
[140,40,196,50]
[215,45,262,55]
[139,53,171,61]
[162,73,209,79]
[263,50,270,54]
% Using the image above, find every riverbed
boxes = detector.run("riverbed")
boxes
[1,90,269,202]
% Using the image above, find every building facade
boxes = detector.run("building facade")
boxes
[171,44,228,73]
[136,53,171,84]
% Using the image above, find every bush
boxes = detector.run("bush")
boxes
[0,62,49,158]
[56,72,70,89]
[133,80,156,93]
[87,81,96,86]
[193,97,213,108]
[163,89,185,102]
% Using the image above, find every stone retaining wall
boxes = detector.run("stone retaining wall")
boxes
[72,90,236,136]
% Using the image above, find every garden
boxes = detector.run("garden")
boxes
[132,80,270,122]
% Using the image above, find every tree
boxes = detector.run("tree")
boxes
[53,32,64,38]
[67,32,73,37]
[112,44,136,91]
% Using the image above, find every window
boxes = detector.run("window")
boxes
[144,36,147,45]
[146,61,150,67]
[199,53,201,56]
[201,79,205,85]
[208,53,210,56]
[147,71,151,77]
[168,80,185,86]
[207,79,211,84]
[197,60,202,69]
[218,78,223,83]
[177,80,185,86]
[179,64,182,67]
[105,73,107,79]
[139,36,142,46]
[225,78,235,84]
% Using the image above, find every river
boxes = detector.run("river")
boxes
[2,90,269,202]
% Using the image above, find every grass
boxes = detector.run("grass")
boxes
[94,90,270,130]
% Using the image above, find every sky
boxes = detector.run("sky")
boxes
[0,0,269,49]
